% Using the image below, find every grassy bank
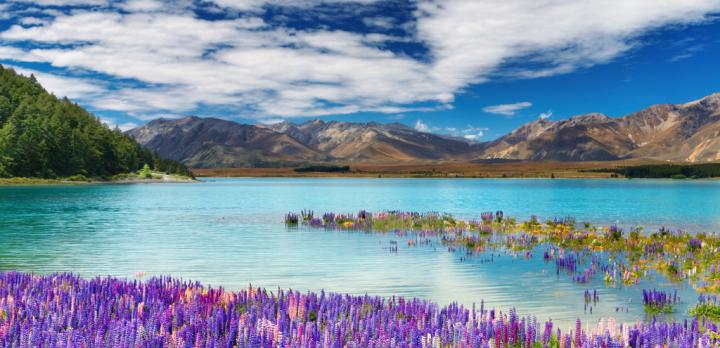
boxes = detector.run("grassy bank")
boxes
[0,171,195,186]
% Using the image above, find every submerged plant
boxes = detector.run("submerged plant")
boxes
[285,209,720,291]
[495,210,504,223]
[643,289,679,315]
[284,212,299,225]
[690,294,720,322]
[300,209,314,221]
[608,224,623,241]
[480,211,494,222]
[584,289,599,304]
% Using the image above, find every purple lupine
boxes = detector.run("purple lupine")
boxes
[542,320,552,348]
[643,289,679,314]
[688,238,702,251]
[308,218,323,227]
[0,272,716,348]
[608,224,623,240]
[575,318,582,347]
[322,212,336,225]
[481,212,494,222]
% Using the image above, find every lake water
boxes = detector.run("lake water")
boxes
[1,178,719,328]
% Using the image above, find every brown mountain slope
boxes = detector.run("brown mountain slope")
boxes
[264,120,480,161]
[126,116,328,168]
[479,93,720,162]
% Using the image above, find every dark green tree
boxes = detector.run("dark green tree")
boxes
[0,64,193,179]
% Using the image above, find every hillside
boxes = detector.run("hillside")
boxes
[0,65,192,178]
[129,118,481,167]
[479,94,720,161]
[264,120,479,161]
[126,117,330,168]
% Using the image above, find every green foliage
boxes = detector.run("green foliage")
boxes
[66,174,90,182]
[139,164,152,179]
[644,304,674,315]
[690,303,720,322]
[0,65,193,179]
[294,165,350,173]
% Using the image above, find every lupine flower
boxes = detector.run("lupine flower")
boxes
[308,217,323,227]
[688,238,702,251]
[642,289,679,315]
[322,212,335,225]
[481,212,494,222]
[1,272,717,348]
[286,210,720,298]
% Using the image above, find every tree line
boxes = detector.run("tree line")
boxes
[0,65,192,178]
[593,163,720,179]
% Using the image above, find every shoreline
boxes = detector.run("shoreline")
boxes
[0,174,197,186]
[192,160,720,179]
[193,161,626,179]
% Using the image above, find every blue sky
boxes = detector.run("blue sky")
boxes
[0,0,719,140]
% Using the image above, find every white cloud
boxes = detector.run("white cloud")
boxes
[18,17,48,26]
[416,0,720,90]
[459,126,487,140]
[128,112,185,121]
[412,120,486,141]
[363,16,394,29]
[7,65,106,100]
[666,43,706,63]
[100,117,139,131]
[539,110,553,120]
[482,102,532,116]
[209,0,380,11]
[258,118,285,125]
[1,0,719,122]
[11,0,109,5]
[0,10,440,117]
[0,45,44,62]
[414,120,430,133]
[120,0,166,12]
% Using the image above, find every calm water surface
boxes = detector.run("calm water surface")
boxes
[1,178,719,327]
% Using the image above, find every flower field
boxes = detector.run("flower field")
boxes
[1,272,719,347]
[286,210,720,294]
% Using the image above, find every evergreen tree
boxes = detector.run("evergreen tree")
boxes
[0,64,193,179]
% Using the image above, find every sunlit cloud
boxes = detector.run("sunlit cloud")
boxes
[482,102,532,116]
[1,0,718,123]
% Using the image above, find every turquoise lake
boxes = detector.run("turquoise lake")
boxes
[2,178,720,328]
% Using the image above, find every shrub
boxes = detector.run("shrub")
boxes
[139,164,152,179]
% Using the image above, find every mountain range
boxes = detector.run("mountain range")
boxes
[127,93,720,168]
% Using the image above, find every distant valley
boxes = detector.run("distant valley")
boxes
[127,93,720,168]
